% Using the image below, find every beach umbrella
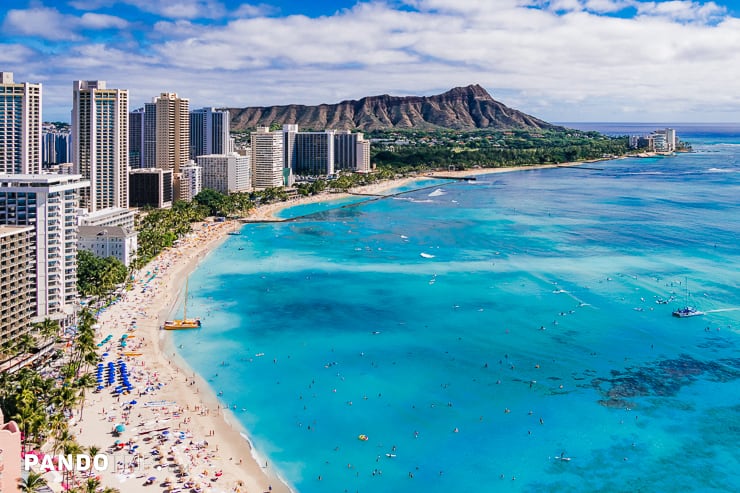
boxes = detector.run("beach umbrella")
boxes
[102,352,109,357]
[115,424,126,433]
[129,400,137,405]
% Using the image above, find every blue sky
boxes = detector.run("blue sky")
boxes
[2,0,739,122]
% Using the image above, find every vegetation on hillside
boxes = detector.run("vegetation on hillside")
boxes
[368,128,632,171]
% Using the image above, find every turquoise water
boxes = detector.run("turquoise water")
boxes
[173,129,740,492]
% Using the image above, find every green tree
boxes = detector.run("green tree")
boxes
[19,471,48,493]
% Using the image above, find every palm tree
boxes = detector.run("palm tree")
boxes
[35,318,60,347]
[61,439,83,488]
[74,373,96,420]
[82,477,101,493]
[19,471,48,492]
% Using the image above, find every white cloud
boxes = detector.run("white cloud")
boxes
[635,1,726,23]
[1,7,129,41]
[230,3,277,18]
[119,0,228,19]
[79,12,129,29]
[2,7,81,41]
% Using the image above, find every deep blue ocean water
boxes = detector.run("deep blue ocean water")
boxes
[173,125,740,492]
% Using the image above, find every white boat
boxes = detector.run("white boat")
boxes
[163,277,202,330]
[420,252,435,258]
[672,278,704,318]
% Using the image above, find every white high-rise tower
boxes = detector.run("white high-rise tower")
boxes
[0,72,42,174]
[72,80,129,212]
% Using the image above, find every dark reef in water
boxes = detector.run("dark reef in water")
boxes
[592,354,740,409]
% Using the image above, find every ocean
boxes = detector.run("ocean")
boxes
[173,124,740,492]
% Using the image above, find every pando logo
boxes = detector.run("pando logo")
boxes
[24,454,110,472]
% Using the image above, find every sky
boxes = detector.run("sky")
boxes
[2,0,740,123]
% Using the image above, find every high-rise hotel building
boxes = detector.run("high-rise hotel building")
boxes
[72,80,129,212]
[0,72,42,174]
[0,174,89,323]
[155,93,189,175]
[251,127,285,189]
[190,107,230,159]
[0,224,34,354]
[294,131,335,176]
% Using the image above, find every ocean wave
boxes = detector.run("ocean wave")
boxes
[428,188,447,197]
[707,168,737,173]
[392,197,433,203]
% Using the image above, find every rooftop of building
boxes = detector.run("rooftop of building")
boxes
[0,224,34,238]
[78,225,136,238]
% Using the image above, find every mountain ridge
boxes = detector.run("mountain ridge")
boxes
[226,85,559,131]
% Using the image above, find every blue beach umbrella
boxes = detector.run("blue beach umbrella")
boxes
[115,424,125,433]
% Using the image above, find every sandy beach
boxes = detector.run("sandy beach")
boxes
[59,219,290,493]
[55,162,588,493]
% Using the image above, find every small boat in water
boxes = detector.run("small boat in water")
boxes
[164,277,202,330]
[672,306,704,318]
[672,278,704,318]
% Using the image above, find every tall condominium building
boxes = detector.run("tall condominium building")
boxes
[334,130,372,172]
[283,124,298,170]
[155,93,189,174]
[0,225,34,354]
[72,80,129,212]
[197,153,251,194]
[179,163,202,201]
[42,131,71,166]
[356,137,371,173]
[128,103,158,169]
[0,174,88,323]
[190,107,230,159]
[294,131,335,176]
[251,127,285,189]
[0,72,42,174]
[129,108,143,169]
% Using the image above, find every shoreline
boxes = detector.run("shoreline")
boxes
[69,219,291,493]
[250,160,594,221]
[68,158,601,493]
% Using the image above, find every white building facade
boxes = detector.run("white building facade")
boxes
[251,127,284,189]
[0,174,88,322]
[78,226,138,267]
[197,153,251,194]
[179,163,202,201]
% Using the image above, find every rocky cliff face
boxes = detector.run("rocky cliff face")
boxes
[226,84,557,131]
